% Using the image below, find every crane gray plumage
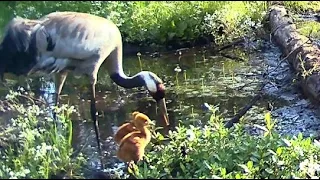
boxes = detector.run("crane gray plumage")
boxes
[0,12,170,167]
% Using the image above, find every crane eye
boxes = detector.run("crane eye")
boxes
[157,83,165,91]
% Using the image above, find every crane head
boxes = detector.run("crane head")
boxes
[141,71,170,126]
[0,17,38,82]
[0,44,35,81]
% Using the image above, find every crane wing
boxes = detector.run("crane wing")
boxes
[36,12,117,60]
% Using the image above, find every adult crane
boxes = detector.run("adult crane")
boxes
[0,11,170,164]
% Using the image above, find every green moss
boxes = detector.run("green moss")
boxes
[296,21,320,39]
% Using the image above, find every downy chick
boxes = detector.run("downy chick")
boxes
[114,111,140,144]
[116,112,153,163]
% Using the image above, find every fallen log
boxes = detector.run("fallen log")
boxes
[269,5,320,104]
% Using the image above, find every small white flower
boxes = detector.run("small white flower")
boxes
[18,86,25,92]
[46,146,52,151]
[314,139,320,148]
[174,65,182,73]
[204,103,211,110]
[186,129,196,141]
[313,163,320,172]
[5,167,11,172]
[24,169,30,175]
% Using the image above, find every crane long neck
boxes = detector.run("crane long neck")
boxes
[110,72,145,89]
[109,43,146,89]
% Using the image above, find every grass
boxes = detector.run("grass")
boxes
[296,21,320,39]
[283,1,320,13]
[0,89,85,179]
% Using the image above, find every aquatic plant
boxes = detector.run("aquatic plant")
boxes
[137,52,143,72]
[174,64,182,86]
[183,70,187,84]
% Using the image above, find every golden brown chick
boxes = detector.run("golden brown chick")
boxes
[114,111,141,144]
[116,112,153,163]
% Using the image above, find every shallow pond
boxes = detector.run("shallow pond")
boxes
[1,38,320,178]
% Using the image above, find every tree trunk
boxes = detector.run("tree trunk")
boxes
[269,5,320,104]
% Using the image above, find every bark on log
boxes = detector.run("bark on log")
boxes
[269,5,320,104]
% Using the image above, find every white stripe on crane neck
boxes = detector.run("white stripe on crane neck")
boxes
[143,73,157,93]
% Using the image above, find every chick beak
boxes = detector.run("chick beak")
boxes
[157,98,169,126]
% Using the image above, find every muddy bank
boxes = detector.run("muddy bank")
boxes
[259,41,320,138]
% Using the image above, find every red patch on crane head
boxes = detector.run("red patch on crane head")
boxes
[157,83,165,91]
[150,83,166,101]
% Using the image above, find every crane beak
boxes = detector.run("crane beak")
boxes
[157,98,169,126]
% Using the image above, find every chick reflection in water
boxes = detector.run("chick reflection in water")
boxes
[114,111,153,168]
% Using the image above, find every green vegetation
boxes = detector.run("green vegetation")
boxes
[0,89,85,179]
[0,1,320,179]
[296,21,320,39]
[132,107,320,179]
[0,1,268,48]
[0,1,318,48]
[2,88,320,179]
[283,1,320,13]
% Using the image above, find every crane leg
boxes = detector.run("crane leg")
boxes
[89,79,104,169]
[53,71,68,120]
